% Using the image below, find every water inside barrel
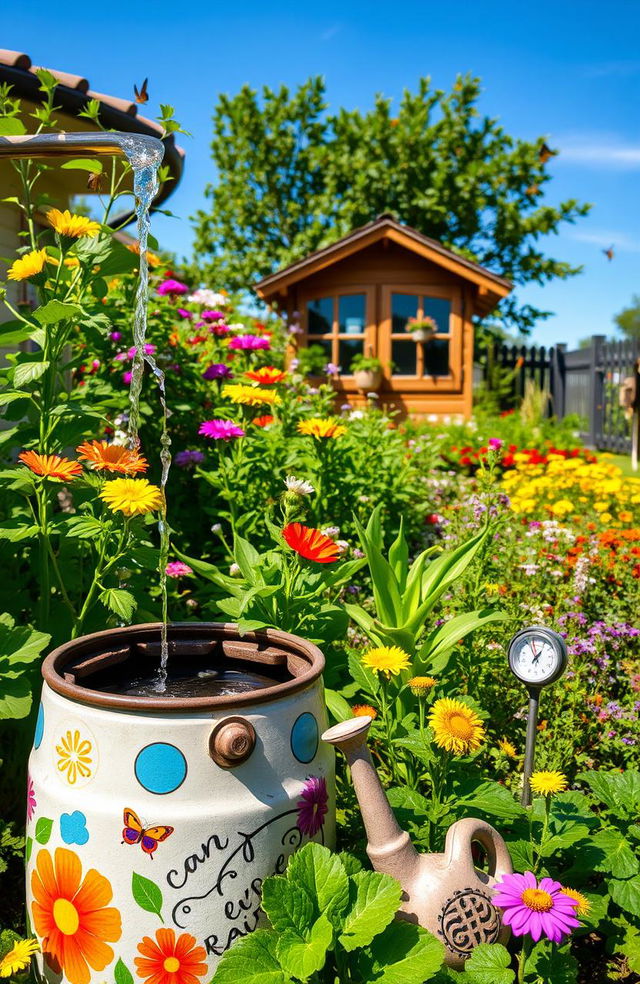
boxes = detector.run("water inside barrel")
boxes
[101,666,278,699]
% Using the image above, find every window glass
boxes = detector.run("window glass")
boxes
[423,338,450,377]
[391,293,419,334]
[339,337,364,372]
[307,297,333,334]
[392,340,417,376]
[423,297,451,335]
[339,294,366,335]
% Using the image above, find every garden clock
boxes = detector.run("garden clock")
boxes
[507,626,568,806]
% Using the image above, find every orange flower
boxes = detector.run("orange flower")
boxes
[283,523,340,563]
[353,704,378,719]
[135,928,207,984]
[31,847,122,984]
[18,451,83,481]
[76,440,148,475]
[245,366,287,385]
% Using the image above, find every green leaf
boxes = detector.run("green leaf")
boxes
[60,158,103,174]
[338,870,402,951]
[35,817,53,844]
[454,779,524,820]
[579,770,640,818]
[262,877,315,934]
[212,929,288,984]
[324,688,353,723]
[0,117,26,135]
[417,609,509,674]
[0,675,33,720]
[34,300,83,326]
[99,588,136,621]
[0,522,39,543]
[609,875,640,916]
[114,958,134,984]
[14,360,49,388]
[25,836,33,862]
[592,830,639,879]
[131,871,164,920]
[286,843,350,928]
[526,941,577,983]
[360,921,445,984]
[276,913,332,979]
[347,649,380,697]
[462,943,514,983]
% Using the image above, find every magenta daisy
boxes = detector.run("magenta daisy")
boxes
[199,419,245,441]
[157,278,189,296]
[492,871,580,943]
[228,335,270,351]
[27,773,36,821]
[165,561,193,578]
[296,776,328,837]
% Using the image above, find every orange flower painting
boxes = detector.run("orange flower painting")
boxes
[135,928,208,984]
[31,847,122,984]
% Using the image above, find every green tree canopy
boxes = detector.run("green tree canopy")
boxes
[614,295,640,339]
[191,75,589,334]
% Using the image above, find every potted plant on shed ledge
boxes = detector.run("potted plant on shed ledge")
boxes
[407,315,437,343]
[351,354,384,392]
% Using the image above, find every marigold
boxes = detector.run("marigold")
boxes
[222,383,281,407]
[18,450,83,481]
[530,770,568,796]
[362,645,411,677]
[0,937,39,977]
[408,676,437,696]
[619,511,633,523]
[245,366,288,385]
[7,248,49,281]
[282,523,340,563]
[47,208,100,238]
[498,738,518,759]
[561,887,591,917]
[76,440,148,475]
[352,704,378,719]
[297,418,347,439]
[99,478,163,517]
[428,697,485,754]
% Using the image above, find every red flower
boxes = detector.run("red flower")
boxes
[283,523,340,563]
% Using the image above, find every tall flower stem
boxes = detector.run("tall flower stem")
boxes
[517,935,532,983]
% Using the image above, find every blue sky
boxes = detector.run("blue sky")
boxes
[5,0,640,345]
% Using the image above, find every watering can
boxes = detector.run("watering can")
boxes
[322,716,512,968]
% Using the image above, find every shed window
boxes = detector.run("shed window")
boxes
[306,293,366,372]
[390,292,451,378]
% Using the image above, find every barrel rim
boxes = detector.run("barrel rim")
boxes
[41,622,325,714]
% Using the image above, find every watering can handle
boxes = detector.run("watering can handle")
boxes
[444,818,513,882]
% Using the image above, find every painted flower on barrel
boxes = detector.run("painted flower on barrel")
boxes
[27,773,36,822]
[199,419,245,441]
[76,440,148,475]
[492,871,580,943]
[283,523,341,563]
[31,846,122,984]
[296,776,328,837]
[99,478,163,517]
[134,928,207,984]
[56,729,93,786]
[19,451,83,482]
[428,697,485,755]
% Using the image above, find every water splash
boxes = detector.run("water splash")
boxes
[121,136,172,691]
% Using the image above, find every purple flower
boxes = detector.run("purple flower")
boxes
[493,871,580,943]
[201,309,225,322]
[228,335,270,351]
[109,331,122,342]
[177,308,193,319]
[199,419,245,441]
[296,776,328,836]
[489,438,503,450]
[128,344,156,358]
[122,371,133,385]
[325,362,340,376]
[202,363,233,380]
[157,278,189,296]
[174,450,205,467]
[166,561,193,578]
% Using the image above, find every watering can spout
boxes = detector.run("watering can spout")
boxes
[0,131,164,163]
[321,717,420,883]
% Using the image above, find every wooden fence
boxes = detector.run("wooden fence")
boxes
[478,336,640,454]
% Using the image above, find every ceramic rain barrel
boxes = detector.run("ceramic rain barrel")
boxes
[26,622,335,984]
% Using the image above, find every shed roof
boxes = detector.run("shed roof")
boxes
[0,49,185,225]
[255,214,512,315]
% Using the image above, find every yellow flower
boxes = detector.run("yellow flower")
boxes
[593,501,609,513]
[600,512,612,524]
[0,938,39,977]
[561,887,591,917]
[297,418,347,439]
[408,676,437,696]
[362,645,411,677]
[222,383,281,407]
[99,477,163,516]
[619,510,633,523]
[55,729,93,785]
[7,248,49,281]
[550,499,574,517]
[47,208,101,238]
[530,770,568,796]
[352,704,378,719]
[498,738,517,758]
[428,698,485,755]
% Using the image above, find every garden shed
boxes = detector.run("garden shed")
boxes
[255,215,512,417]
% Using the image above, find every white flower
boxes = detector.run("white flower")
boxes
[227,322,247,333]
[321,526,340,537]
[229,563,241,576]
[284,475,315,496]
[349,410,364,420]
[188,288,227,307]
[336,539,350,554]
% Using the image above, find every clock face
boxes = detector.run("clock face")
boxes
[508,628,567,686]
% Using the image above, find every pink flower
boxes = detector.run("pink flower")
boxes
[199,419,245,441]
[489,438,503,450]
[228,335,270,351]
[296,776,328,837]
[165,561,193,578]
[157,278,189,296]
[201,310,225,322]
[177,308,192,319]
[493,871,580,943]
[128,344,156,358]
[27,773,36,822]
[123,371,133,385]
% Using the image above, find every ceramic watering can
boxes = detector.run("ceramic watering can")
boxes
[322,716,512,969]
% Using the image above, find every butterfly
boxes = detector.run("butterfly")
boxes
[603,245,615,261]
[122,808,173,858]
[538,142,557,164]
[134,78,149,104]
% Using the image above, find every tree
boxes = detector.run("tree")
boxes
[191,75,590,334]
[614,295,640,339]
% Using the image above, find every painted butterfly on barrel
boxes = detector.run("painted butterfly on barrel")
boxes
[122,808,174,858]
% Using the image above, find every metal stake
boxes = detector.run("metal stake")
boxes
[521,687,540,807]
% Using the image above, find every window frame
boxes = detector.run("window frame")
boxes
[379,284,462,391]
[301,285,376,375]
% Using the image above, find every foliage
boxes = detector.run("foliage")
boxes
[614,294,640,340]
[349,354,384,374]
[192,74,590,333]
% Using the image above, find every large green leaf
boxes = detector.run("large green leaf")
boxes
[262,877,315,934]
[212,930,289,984]
[609,875,640,916]
[338,870,402,951]
[287,843,350,928]
[462,943,515,984]
[417,609,509,674]
[34,300,83,325]
[454,779,524,820]
[353,510,403,625]
[358,921,445,983]
[276,913,332,980]
[579,770,640,817]
[13,360,49,388]
[592,830,639,879]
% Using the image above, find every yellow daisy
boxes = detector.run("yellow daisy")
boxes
[408,676,437,696]
[297,418,347,439]
[47,208,101,238]
[55,729,93,785]
[530,770,568,796]
[428,697,485,755]
[99,477,163,517]
[0,937,39,977]
[362,645,411,677]
[561,887,591,917]
[498,738,518,759]
[222,383,281,407]
[7,248,49,281]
